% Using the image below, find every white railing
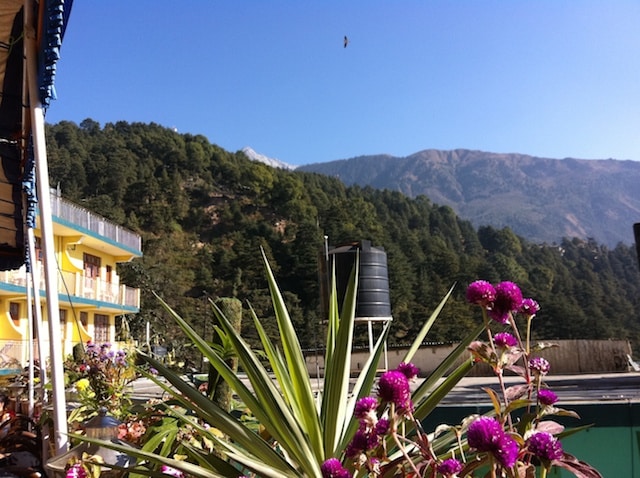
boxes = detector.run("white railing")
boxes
[47,190,142,253]
[0,268,140,309]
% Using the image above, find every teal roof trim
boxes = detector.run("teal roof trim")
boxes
[52,214,143,257]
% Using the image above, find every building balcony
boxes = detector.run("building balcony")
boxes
[45,188,142,256]
[0,267,140,311]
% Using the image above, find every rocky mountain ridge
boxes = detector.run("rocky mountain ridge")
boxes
[298,149,640,246]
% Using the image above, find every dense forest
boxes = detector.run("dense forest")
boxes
[45,119,640,361]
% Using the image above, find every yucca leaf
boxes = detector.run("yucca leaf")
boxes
[261,249,324,459]
[207,301,320,475]
[413,358,476,420]
[69,434,230,478]
[140,354,298,475]
[338,320,392,451]
[179,443,247,478]
[321,258,358,456]
[155,291,319,477]
[249,304,295,404]
[142,298,319,471]
[324,261,340,367]
[402,283,456,364]
[410,321,485,405]
[153,291,318,473]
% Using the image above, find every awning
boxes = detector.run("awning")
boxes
[0,0,73,270]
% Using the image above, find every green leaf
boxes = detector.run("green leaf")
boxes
[411,322,485,406]
[402,283,456,364]
[260,249,324,460]
[140,351,300,476]
[321,257,358,456]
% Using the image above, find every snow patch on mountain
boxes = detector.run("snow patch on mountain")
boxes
[242,147,296,170]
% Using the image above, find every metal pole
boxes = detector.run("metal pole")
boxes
[27,227,48,399]
[24,0,68,454]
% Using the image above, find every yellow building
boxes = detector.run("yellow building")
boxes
[0,189,142,370]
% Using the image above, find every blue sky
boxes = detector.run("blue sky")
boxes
[45,1,640,166]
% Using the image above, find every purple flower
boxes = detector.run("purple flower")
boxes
[537,389,558,406]
[467,416,504,452]
[321,458,350,478]
[66,463,87,478]
[375,417,390,436]
[467,416,519,468]
[529,357,551,376]
[396,362,420,380]
[355,396,379,432]
[367,457,380,474]
[519,298,540,317]
[345,428,370,458]
[494,332,518,348]
[466,280,496,307]
[377,370,411,409]
[354,396,378,419]
[494,433,519,468]
[527,432,564,461]
[161,465,185,478]
[438,458,463,476]
[488,281,523,324]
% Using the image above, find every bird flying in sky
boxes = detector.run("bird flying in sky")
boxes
[344,35,349,48]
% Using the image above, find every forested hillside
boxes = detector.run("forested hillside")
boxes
[45,120,640,361]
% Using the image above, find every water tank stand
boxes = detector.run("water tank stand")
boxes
[355,316,392,372]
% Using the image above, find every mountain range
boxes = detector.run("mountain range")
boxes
[288,149,640,247]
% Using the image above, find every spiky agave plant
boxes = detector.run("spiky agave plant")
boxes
[76,250,483,477]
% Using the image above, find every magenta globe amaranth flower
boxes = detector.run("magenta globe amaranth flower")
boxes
[375,417,390,436]
[527,431,564,461]
[494,433,519,468]
[466,280,496,307]
[529,356,551,376]
[345,428,371,458]
[488,281,523,324]
[520,298,540,317]
[65,463,87,478]
[377,370,411,409]
[438,458,463,476]
[354,396,378,419]
[467,416,519,468]
[467,416,504,451]
[396,362,420,380]
[321,458,350,478]
[161,465,185,478]
[537,389,558,406]
[494,332,518,348]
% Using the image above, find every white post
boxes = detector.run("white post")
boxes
[26,269,35,417]
[24,0,68,454]
[28,227,48,399]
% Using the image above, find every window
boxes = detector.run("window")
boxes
[84,253,101,279]
[80,311,88,328]
[94,314,109,343]
[9,302,20,326]
[59,309,67,339]
[35,237,43,261]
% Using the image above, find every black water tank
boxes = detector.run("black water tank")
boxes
[320,240,392,320]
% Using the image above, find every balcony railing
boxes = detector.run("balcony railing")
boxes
[48,189,142,253]
[0,268,140,309]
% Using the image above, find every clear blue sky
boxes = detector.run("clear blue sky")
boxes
[45,1,640,166]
